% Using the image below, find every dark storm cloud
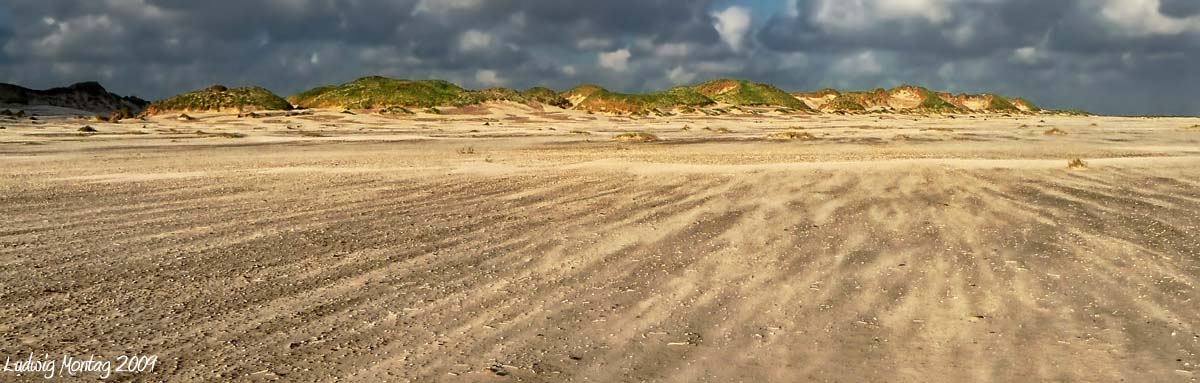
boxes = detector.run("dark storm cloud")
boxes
[1159,0,1200,17]
[0,0,1197,115]
[756,0,1200,115]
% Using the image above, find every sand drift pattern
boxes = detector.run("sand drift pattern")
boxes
[2,159,1198,381]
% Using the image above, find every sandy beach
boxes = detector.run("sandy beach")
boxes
[1,105,1199,381]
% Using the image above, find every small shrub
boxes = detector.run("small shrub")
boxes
[379,106,414,115]
[893,134,912,141]
[78,126,97,132]
[177,113,195,121]
[215,132,246,138]
[108,107,134,122]
[1067,158,1087,169]
[1044,127,1068,136]
[570,130,591,135]
[458,146,476,155]
[300,131,327,137]
[767,132,816,140]
[613,132,660,142]
[0,109,25,118]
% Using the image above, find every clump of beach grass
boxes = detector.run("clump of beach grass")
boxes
[766,131,816,140]
[1067,158,1088,169]
[613,132,660,142]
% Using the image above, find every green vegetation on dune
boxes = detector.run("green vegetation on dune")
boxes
[561,84,607,104]
[146,85,291,114]
[0,84,32,104]
[919,95,961,112]
[280,75,1049,115]
[575,86,714,114]
[1011,97,1041,112]
[823,95,866,112]
[659,86,718,107]
[985,95,1020,112]
[474,87,525,102]
[289,76,480,109]
[291,77,573,110]
[521,87,571,108]
[905,86,963,113]
[811,88,841,97]
[693,79,810,110]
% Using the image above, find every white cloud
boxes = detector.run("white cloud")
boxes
[785,0,801,18]
[833,51,883,76]
[813,0,953,30]
[712,6,752,51]
[475,69,506,86]
[944,21,976,46]
[598,48,631,71]
[412,0,483,16]
[694,60,743,74]
[458,30,493,52]
[309,52,320,65]
[576,38,613,50]
[666,66,697,85]
[17,14,125,58]
[654,43,692,57]
[778,52,810,70]
[561,65,578,76]
[1099,0,1200,36]
[1011,46,1042,64]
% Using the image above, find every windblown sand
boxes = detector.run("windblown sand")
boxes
[1,105,1199,381]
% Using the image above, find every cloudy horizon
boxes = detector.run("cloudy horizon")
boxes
[1,0,1198,115]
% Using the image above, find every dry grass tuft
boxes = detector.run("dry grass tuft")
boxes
[177,113,195,121]
[613,132,660,142]
[893,134,912,141]
[1067,158,1088,169]
[569,130,591,135]
[1044,127,1068,136]
[457,146,477,155]
[192,129,245,138]
[300,131,327,138]
[766,132,817,141]
[77,125,97,133]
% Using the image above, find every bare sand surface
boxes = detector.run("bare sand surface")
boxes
[1,105,1199,381]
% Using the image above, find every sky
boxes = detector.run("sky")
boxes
[1,0,1198,115]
